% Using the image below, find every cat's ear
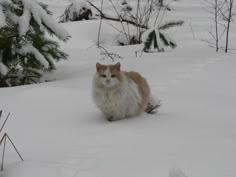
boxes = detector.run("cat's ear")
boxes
[115,62,121,71]
[96,63,102,71]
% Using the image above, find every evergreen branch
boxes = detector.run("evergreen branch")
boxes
[158,20,184,30]
[159,32,177,48]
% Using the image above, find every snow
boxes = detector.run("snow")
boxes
[18,0,70,40]
[141,28,154,42]
[18,9,31,36]
[0,5,6,28]
[0,62,8,76]
[59,0,92,23]
[160,30,177,47]
[155,29,165,50]
[1,0,236,177]
[0,54,8,76]
[69,0,91,17]
[169,167,188,177]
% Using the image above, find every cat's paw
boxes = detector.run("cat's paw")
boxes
[145,100,162,114]
[106,115,124,122]
[104,114,114,121]
[107,117,114,121]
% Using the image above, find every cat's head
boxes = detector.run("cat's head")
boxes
[95,62,122,88]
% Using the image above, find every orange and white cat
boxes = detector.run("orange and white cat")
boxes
[92,62,158,121]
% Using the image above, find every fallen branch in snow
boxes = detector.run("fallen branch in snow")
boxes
[0,111,23,171]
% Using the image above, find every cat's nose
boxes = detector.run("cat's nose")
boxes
[106,79,110,83]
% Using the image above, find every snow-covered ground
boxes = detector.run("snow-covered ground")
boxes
[1,0,236,177]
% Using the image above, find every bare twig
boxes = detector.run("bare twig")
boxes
[225,0,234,52]
[97,0,104,47]
[189,22,196,40]
[0,112,23,171]
[87,1,148,29]
[0,110,2,121]
[108,0,130,44]
[0,113,10,133]
[6,134,24,162]
[98,45,123,61]
[1,134,7,171]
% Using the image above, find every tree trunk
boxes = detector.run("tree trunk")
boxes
[225,0,233,53]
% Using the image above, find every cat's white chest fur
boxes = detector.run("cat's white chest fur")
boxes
[93,78,142,121]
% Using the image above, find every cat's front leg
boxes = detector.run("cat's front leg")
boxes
[110,113,126,121]
[106,113,125,121]
[105,115,123,121]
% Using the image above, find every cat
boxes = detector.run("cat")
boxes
[92,62,160,121]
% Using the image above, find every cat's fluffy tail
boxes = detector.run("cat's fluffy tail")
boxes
[145,95,162,114]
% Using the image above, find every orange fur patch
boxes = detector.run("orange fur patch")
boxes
[124,71,150,110]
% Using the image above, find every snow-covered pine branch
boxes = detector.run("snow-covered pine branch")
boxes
[0,0,70,87]
[19,0,70,41]
[142,28,177,52]
[158,20,184,30]
[16,44,49,68]
[159,31,177,48]
[0,62,8,76]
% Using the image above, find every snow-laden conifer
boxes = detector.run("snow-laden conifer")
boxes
[0,0,70,87]
[142,28,176,52]
[142,21,183,52]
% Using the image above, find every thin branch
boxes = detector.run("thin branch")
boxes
[158,20,184,30]
[108,0,130,43]
[225,0,234,52]
[0,110,2,121]
[1,134,7,171]
[97,0,104,47]
[6,134,24,162]
[87,1,148,29]
[0,113,10,133]
[189,22,196,40]
[219,25,227,40]
[0,112,24,171]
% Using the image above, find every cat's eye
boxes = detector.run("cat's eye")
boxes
[111,74,116,78]
[100,74,106,78]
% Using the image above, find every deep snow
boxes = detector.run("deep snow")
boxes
[0,0,236,177]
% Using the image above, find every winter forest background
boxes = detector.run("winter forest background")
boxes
[0,0,236,177]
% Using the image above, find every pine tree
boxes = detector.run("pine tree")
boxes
[0,0,70,87]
